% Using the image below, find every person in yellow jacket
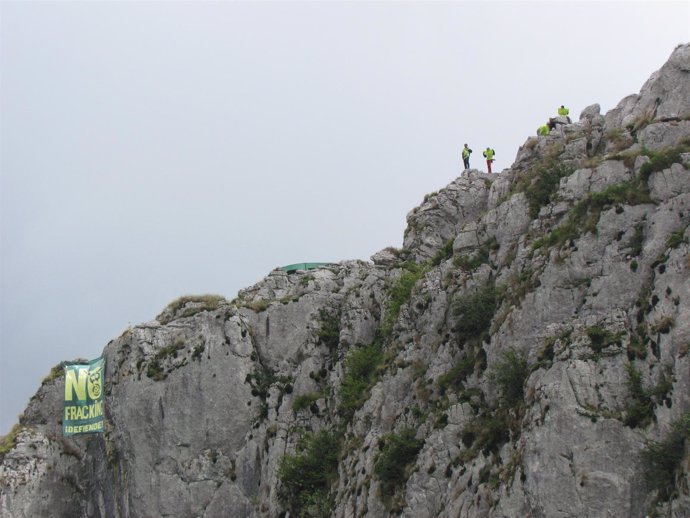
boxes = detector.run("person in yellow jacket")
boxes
[462,143,473,169]
[537,124,550,136]
[483,147,495,174]
[558,105,572,123]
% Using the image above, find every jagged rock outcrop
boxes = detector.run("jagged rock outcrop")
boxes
[2,44,690,518]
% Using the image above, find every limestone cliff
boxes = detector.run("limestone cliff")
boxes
[2,44,690,518]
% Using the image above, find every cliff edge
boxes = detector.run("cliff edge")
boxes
[2,44,689,518]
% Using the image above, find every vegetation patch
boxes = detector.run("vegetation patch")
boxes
[191,343,205,361]
[459,409,512,461]
[374,428,424,495]
[245,367,292,420]
[146,359,166,381]
[239,298,271,313]
[42,363,64,384]
[490,348,529,406]
[641,411,690,503]
[605,128,632,152]
[300,274,315,287]
[293,392,324,413]
[316,308,341,350]
[452,281,498,345]
[666,229,688,249]
[627,332,647,360]
[624,363,655,428]
[278,429,341,518]
[338,341,384,421]
[537,329,571,366]
[157,294,225,324]
[453,237,498,272]
[623,363,673,428]
[533,180,653,251]
[650,316,675,335]
[437,354,477,395]
[381,262,428,336]
[627,223,645,257]
[639,145,690,182]
[535,165,661,251]
[146,340,186,381]
[512,160,575,218]
[459,348,532,462]
[586,326,623,354]
[431,238,455,266]
[496,267,540,315]
[0,424,23,457]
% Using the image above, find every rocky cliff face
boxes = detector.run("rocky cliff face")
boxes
[2,44,690,518]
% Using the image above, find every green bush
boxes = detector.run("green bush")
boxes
[667,229,688,249]
[293,392,323,413]
[437,354,476,394]
[245,368,274,399]
[490,348,529,406]
[191,344,205,361]
[499,267,538,309]
[509,158,574,219]
[460,410,511,459]
[452,282,498,344]
[316,308,341,349]
[627,223,645,256]
[641,412,690,502]
[382,262,427,335]
[145,342,185,381]
[374,428,424,494]
[278,429,341,517]
[457,349,531,462]
[639,146,689,182]
[453,237,498,272]
[624,363,654,428]
[431,238,454,266]
[146,359,166,381]
[338,342,383,420]
[245,367,292,420]
[586,326,622,353]
[454,247,489,271]
[522,162,574,218]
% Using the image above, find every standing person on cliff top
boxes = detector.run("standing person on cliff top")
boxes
[462,143,472,170]
[483,147,495,174]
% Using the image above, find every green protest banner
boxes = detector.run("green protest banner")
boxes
[63,357,105,436]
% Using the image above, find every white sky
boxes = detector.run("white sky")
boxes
[1,0,689,435]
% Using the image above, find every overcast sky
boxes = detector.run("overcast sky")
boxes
[1,1,688,435]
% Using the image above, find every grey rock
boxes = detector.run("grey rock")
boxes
[605,43,690,131]
[403,174,494,262]
[638,120,690,151]
[559,160,632,201]
[579,103,601,122]
[3,44,690,518]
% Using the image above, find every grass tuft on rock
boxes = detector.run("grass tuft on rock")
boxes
[374,428,424,494]
[278,429,341,518]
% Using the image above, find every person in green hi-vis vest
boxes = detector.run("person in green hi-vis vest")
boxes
[462,143,473,170]
[483,147,495,174]
[558,105,572,123]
